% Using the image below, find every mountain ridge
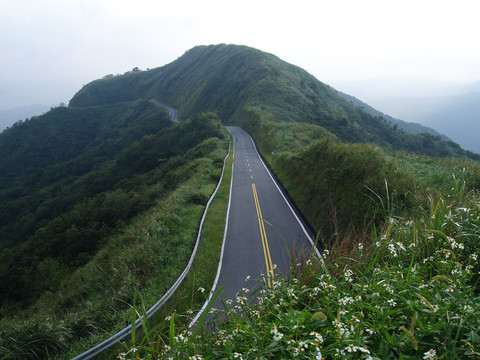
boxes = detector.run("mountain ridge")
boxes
[70,44,478,160]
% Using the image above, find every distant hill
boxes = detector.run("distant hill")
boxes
[424,92,480,154]
[0,104,50,132]
[70,44,477,160]
[370,91,480,154]
[336,91,450,141]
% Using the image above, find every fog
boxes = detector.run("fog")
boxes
[1,0,479,151]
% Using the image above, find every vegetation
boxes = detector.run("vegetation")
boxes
[1,43,479,359]
[0,112,229,358]
[113,147,480,359]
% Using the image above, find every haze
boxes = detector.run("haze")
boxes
[1,0,479,150]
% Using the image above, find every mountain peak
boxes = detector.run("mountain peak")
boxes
[69,44,477,159]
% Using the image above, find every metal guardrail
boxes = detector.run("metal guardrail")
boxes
[72,141,231,359]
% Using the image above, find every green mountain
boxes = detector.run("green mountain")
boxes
[336,90,451,140]
[2,42,478,308]
[1,44,479,359]
[71,44,478,160]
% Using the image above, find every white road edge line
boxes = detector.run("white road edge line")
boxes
[189,135,234,327]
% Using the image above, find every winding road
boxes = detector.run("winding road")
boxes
[149,99,179,122]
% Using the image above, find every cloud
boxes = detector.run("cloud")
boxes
[1,0,479,109]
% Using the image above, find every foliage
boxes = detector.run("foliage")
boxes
[272,139,416,244]
[0,99,172,251]
[0,112,225,310]
[118,175,480,360]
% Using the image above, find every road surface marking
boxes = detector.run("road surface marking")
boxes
[252,182,274,288]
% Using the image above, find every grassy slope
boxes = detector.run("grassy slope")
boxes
[0,114,230,359]
[153,179,480,359]
[108,118,480,360]
[70,44,478,160]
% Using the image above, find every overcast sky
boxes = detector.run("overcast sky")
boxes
[1,0,480,114]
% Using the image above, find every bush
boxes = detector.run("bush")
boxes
[274,139,416,243]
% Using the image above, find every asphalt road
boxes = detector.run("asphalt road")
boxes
[149,99,179,122]
[214,126,318,306]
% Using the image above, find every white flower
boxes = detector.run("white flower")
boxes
[388,243,398,257]
[198,287,205,293]
[273,332,284,341]
[366,327,375,334]
[344,269,354,282]
[339,296,354,305]
[432,304,440,312]
[387,299,397,307]
[423,349,436,359]
[233,352,243,359]
[236,296,247,305]
[310,331,324,343]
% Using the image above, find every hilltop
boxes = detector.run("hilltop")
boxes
[71,44,478,160]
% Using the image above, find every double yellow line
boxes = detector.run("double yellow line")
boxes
[252,183,274,288]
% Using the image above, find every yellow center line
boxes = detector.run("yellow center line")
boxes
[252,182,274,288]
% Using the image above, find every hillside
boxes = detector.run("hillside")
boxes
[2,44,480,359]
[0,99,226,310]
[70,44,478,160]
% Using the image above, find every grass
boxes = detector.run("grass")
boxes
[116,169,480,359]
